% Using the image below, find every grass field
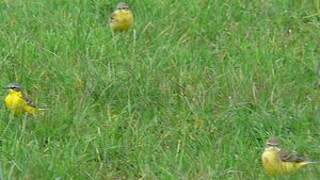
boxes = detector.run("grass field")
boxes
[0,0,320,179]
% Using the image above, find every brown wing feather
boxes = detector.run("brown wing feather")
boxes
[279,149,305,163]
[22,93,36,107]
[109,12,116,24]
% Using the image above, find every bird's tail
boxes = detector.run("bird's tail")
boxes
[307,161,319,164]
[38,108,48,111]
[302,161,319,166]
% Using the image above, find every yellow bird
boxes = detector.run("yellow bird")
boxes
[109,2,133,32]
[261,137,317,176]
[4,83,37,116]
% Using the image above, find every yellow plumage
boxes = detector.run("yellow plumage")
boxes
[4,83,37,116]
[109,2,133,32]
[261,138,316,176]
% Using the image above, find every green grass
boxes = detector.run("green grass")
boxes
[0,0,320,179]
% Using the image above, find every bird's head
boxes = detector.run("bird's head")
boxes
[116,2,130,10]
[4,83,22,92]
[265,137,281,151]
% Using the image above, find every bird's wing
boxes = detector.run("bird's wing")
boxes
[109,12,117,23]
[279,149,305,163]
[22,93,36,107]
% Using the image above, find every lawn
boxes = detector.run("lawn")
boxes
[0,0,320,179]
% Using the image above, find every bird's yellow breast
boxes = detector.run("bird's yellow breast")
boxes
[110,10,133,31]
[4,90,36,115]
[262,149,281,176]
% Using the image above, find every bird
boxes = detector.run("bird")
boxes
[261,137,317,176]
[3,83,38,116]
[109,2,133,32]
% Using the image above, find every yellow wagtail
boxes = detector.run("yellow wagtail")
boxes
[4,83,38,116]
[261,137,317,176]
[109,2,133,32]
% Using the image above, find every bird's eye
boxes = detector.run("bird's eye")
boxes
[267,143,278,147]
